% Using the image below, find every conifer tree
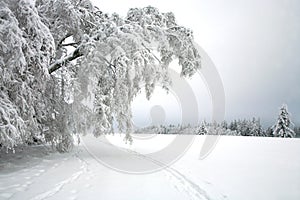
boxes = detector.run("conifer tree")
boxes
[273,104,295,138]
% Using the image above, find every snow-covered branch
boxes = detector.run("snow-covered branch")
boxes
[48,47,83,74]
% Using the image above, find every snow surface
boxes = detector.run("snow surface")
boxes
[0,135,299,200]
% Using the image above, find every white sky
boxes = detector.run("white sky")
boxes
[92,0,300,127]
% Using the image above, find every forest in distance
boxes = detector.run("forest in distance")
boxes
[135,104,300,138]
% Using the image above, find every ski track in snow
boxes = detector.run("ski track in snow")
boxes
[29,153,88,200]
[0,151,88,200]
[1,139,224,200]
[2,136,300,200]
[126,149,226,200]
[29,170,82,200]
[0,163,49,199]
[86,140,226,200]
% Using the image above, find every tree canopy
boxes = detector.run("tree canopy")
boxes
[0,0,201,151]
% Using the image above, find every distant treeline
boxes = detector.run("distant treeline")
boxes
[135,104,299,138]
[134,119,300,138]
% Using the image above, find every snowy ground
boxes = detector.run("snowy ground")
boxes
[0,135,299,200]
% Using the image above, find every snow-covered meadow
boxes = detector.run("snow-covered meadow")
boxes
[1,0,300,200]
[1,135,299,200]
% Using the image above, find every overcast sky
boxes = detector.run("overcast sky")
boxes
[92,0,300,127]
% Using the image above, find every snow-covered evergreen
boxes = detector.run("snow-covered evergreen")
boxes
[272,104,296,138]
[197,122,208,135]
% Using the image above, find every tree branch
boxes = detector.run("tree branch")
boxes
[57,33,72,48]
[48,46,116,75]
[60,42,80,47]
[141,43,161,63]
[48,47,83,74]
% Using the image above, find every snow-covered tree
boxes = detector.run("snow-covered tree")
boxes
[0,0,201,151]
[294,127,300,138]
[249,118,263,136]
[229,120,238,131]
[197,122,208,135]
[272,104,295,138]
[220,121,228,129]
[0,0,55,151]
